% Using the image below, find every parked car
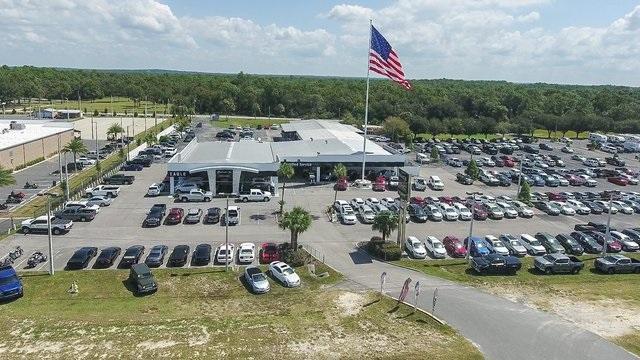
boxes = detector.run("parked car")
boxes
[118,245,145,269]
[144,245,168,267]
[237,243,256,263]
[465,236,490,257]
[534,254,584,274]
[168,245,190,267]
[609,231,640,252]
[0,266,23,300]
[245,266,270,294]
[456,173,474,185]
[143,204,167,227]
[66,247,98,270]
[259,243,282,264]
[498,234,528,257]
[570,232,603,254]
[405,236,427,259]
[166,207,184,224]
[94,247,122,268]
[428,176,444,190]
[86,196,113,207]
[222,206,240,225]
[191,244,212,265]
[484,235,509,256]
[147,183,163,196]
[55,207,97,222]
[442,236,467,258]
[535,232,566,253]
[129,263,157,294]
[103,173,135,185]
[268,261,301,287]
[216,244,236,264]
[184,208,203,224]
[595,255,640,274]
[424,236,446,258]
[555,234,584,255]
[520,234,546,255]
[471,254,521,275]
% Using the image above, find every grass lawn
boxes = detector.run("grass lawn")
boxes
[0,266,481,359]
[532,129,589,139]
[393,254,640,356]
[212,117,290,129]
[10,97,169,115]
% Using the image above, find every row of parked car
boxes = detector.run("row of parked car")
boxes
[530,190,640,216]
[142,204,241,227]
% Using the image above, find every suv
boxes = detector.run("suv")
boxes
[0,266,23,300]
[129,263,157,294]
[223,206,240,225]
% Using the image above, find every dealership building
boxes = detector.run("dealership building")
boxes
[166,119,406,195]
[0,120,74,170]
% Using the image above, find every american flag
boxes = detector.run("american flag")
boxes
[369,25,411,90]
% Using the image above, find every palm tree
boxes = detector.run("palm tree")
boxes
[372,211,398,242]
[279,207,312,249]
[107,123,124,142]
[0,167,16,187]
[277,162,294,214]
[144,131,156,145]
[333,163,347,202]
[63,137,88,168]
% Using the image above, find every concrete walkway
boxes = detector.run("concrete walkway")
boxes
[306,226,637,360]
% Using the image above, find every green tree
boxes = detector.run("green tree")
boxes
[107,123,124,141]
[372,211,398,242]
[333,163,347,202]
[279,206,312,249]
[144,132,156,145]
[63,137,88,168]
[518,180,531,204]
[383,116,411,142]
[277,162,294,214]
[466,159,480,180]
[430,146,440,162]
[0,166,16,186]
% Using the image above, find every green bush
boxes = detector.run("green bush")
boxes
[281,248,309,267]
[13,156,45,171]
[93,110,99,117]
[366,237,402,261]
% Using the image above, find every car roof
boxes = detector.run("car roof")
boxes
[239,242,255,249]
[0,266,17,278]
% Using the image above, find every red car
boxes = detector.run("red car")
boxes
[472,204,488,220]
[546,192,566,201]
[410,196,426,206]
[608,176,629,186]
[564,174,585,186]
[372,176,386,191]
[166,207,184,224]
[588,232,623,253]
[334,177,348,191]
[503,159,515,167]
[259,242,282,264]
[438,196,454,205]
[443,236,467,258]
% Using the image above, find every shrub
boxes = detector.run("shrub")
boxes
[134,111,138,117]
[366,237,402,261]
[93,110,99,117]
[281,248,309,267]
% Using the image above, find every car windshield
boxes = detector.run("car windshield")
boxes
[240,249,252,254]
[0,274,19,286]
[529,240,541,246]
[494,241,504,247]
[228,210,238,217]
[283,268,295,275]
[252,273,267,282]
[433,243,443,249]
[509,240,522,246]
[413,243,423,249]
[219,249,228,255]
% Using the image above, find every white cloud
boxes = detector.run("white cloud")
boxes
[518,11,540,22]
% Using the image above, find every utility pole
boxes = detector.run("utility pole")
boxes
[38,193,57,275]
[466,191,482,261]
[63,152,69,200]
[57,136,63,185]
[225,194,230,271]
[515,153,523,198]
[126,127,130,161]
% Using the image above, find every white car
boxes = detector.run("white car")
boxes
[595,200,618,214]
[412,177,427,191]
[439,203,459,221]
[583,158,600,167]
[565,199,591,215]
[428,176,444,191]
[64,201,100,213]
[358,205,376,224]
[611,201,634,215]
[572,154,586,162]
[353,179,372,188]
[453,203,472,220]
[609,231,640,252]
[216,244,235,264]
[371,204,389,214]
[485,235,509,256]
[481,157,495,167]
[424,236,446,259]
[333,200,349,211]
[520,233,547,255]
[85,196,112,207]
[380,197,396,207]
[268,261,301,287]
[405,236,427,259]
[147,183,162,196]
[479,195,496,203]
[237,243,255,263]
[338,205,358,225]
[365,197,380,207]
[622,174,639,185]
[350,198,365,209]
[164,148,177,157]
[549,201,575,215]
[77,157,96,166]
[577,174,598,187]
[496,202,518,219]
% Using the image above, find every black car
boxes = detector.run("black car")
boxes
[539,143,553,151]
[570,231,603,254]
[215,131,234,140]
[66,247,98,270]
[129,263,157,294]
[168,245,190,267]
[143,205,166,227]
[471,254,521,275]
[192,244,212,265]
[582,201,604,214]
[118,245,145,269]
[496,174,511,187]
[622,229,640,243]
[555,234,584,255]
[94,247,122,268]
[129,156,152,167]
[523,144,539,154]
[456,173,474,185]
[145,245,168,268]
[535,232,566,253]
[204,207,221,224]
[407,204,428,223]
[121,163,144,171]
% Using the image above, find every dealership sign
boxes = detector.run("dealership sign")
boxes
[167,171,189,177]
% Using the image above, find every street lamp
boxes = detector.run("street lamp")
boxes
[465,191,482,261]
[221,193,236,271]
[603,190,620,257]
[514,153,524,198]
[37,192,59,275]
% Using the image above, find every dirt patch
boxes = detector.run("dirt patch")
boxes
[335,292,368,316]
[137,340,179,351]
[484,284,640,338]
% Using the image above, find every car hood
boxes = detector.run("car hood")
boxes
[137,276,156,287]
[0,281,21,293]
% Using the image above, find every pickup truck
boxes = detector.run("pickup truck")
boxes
[534,253,584,274]
[103,173,135,185]
[21,215,73,235]
[85,185,120,198]
[605,156,625,167]
[54,207,97,222]
[239,189,271,202]
[175,189,213,202]
[143,204,167,227]
[595,255,640,274]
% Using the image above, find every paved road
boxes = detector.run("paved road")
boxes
[306,226,637,360]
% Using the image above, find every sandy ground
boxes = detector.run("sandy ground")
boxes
[484,284,640,338]
[70,117,168,140]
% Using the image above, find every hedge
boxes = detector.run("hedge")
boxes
[366,236,402,261]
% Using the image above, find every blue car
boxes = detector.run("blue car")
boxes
[530,174,546,187]
[464,236,490,257]
[0,266,23,301]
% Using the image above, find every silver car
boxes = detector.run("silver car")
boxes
[85,196,113,207]
[358,205,376,224]
[244,266,270,294]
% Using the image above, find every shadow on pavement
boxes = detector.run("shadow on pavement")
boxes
[349,250,373,264]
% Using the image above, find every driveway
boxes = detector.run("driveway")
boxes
[305,225,637,360]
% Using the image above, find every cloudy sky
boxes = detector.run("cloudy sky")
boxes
[2,0,640,85]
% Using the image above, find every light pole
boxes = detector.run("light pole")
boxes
[126,126,130,161]
[515,153,524,198]
[466,191,482,261]
[38,193,59,275]
[224,194,230,271]
[604,190,619,257]
[63,152,69,200]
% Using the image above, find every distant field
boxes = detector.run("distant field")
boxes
[394,254,640,356]
[212,117,291,129]
[0,266,481,359]
[7,97,169,115]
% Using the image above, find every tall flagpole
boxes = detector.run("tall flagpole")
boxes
[361,19,373,181]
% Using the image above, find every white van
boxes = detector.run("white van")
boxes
[428,176,444,191]
[588,133,608,143]
[415,153,429,164]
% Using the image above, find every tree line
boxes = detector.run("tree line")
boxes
[2,65,640,136]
